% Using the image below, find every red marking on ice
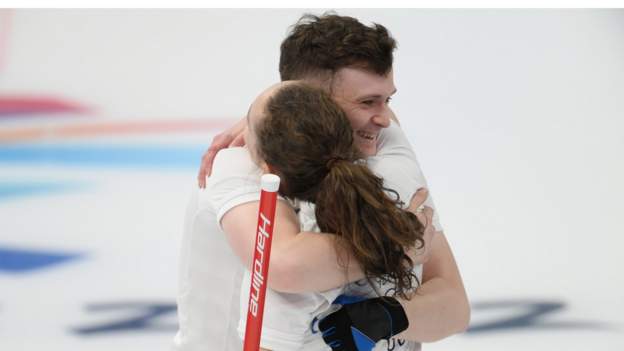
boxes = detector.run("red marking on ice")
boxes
[0,96,90,116]
[0,118,234,143]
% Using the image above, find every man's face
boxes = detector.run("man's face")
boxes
[330,67,397,157]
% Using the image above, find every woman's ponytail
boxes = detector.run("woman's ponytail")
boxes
[315,159,425,299]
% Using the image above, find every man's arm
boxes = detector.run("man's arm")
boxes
[317,230,469,349]
[198,117,247,188]
[396,231,471,342]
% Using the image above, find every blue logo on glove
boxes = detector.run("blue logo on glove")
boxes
[351,326,376,351]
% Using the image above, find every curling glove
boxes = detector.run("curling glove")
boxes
[318,295,409,351]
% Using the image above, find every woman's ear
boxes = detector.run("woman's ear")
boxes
[263,162,275,174]
[263,164,285,195]
[264,164,284,184]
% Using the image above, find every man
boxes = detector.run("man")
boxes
[176,13,469,351]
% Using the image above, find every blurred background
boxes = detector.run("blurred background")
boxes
[1,8,623,350]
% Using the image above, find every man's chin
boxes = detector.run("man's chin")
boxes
[357,143,377,157]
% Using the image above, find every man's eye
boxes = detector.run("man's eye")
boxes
[385,97,393,104]
[361,100,374,106]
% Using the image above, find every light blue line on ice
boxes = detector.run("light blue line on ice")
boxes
[0,144,206,169]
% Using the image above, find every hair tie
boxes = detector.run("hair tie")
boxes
[326,156,346,170]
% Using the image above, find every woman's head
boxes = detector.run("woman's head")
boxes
[249,82,424,298]
[252,82,360,200]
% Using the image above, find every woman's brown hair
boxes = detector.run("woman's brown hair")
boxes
[256,83,424,299]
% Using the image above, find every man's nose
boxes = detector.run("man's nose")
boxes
[372,110,391,128]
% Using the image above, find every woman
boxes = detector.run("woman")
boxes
[223,81,431,350]
[252,82,425,298]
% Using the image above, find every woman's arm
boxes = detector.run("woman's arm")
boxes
[221,199,363,293]
[220,189,433,293]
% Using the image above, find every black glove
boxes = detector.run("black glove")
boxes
[318,295,409,351]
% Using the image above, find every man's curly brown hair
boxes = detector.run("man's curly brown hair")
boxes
[279,13,397,81]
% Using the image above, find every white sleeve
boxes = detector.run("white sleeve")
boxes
[237,273,337,350]
[205,149,330,349]
[368,121,443,232]
[202,147,263,228]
